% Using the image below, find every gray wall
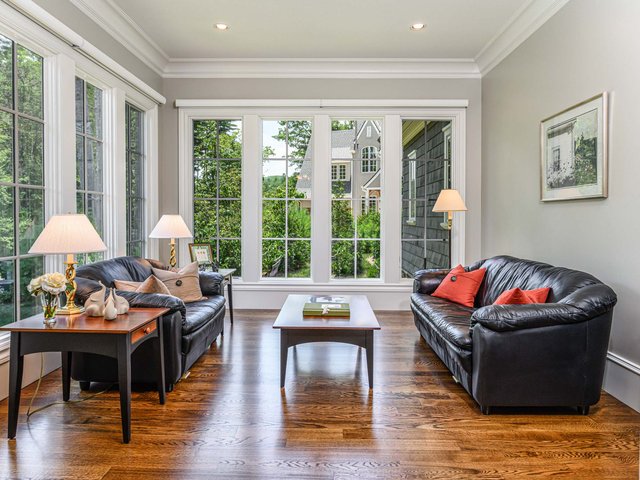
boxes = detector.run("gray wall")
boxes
[482,0,640,409]
[33,0,162,92]
[160,78,482,263]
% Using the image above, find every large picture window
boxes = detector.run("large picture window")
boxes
[401,119,452,277]
[75,77,104,263]
[125,103,145,256]
[261,120,312,278]
[0,34,45,326]
[192,119,242,274]
[331,119,381,279]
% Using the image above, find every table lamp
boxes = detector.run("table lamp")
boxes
[149,214,192,268]
[29,213,108,314]
[433,189,467,230]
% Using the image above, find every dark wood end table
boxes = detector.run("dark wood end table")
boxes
[0,307,169,443]
[273,295,381,389]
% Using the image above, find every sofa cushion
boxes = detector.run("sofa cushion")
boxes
[114,275,172,295]
[411,293,475,350]
[183,296,226,335]
[432,265,486,307]
[494,287,550,305]
[76,256,154,286]
[153,262,206,303]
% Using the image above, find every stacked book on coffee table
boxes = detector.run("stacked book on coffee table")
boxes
[303,296,350,317]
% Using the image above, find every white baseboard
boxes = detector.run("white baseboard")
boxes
[603,352,640,413]
[0,352,61,402]
[233,286,412,310]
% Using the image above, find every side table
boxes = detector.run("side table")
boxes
[218,268,236,324]
[0,307,169,443]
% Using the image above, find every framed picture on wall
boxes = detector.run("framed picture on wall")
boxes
[540,92,608,201]
[188,243,216,269]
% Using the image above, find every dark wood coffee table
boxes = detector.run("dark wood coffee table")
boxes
[1,307,168,443]
[273,295,380,389]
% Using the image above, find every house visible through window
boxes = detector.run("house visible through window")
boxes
[75,77,104,264]
[192,119,243,275]
[0,34,45,326]
[125,103,145,257]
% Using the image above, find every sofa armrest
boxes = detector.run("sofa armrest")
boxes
[471,303,588,332]
[199,271,225,297]
[413,269,450,294]
[116,291,186,320]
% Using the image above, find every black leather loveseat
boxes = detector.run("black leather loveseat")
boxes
[73,256,226,392]
[412,255,617,414]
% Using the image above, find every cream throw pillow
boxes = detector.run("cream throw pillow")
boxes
[152,261,205,303]
[114,275,172,295]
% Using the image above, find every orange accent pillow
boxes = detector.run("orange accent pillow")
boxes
[432,265,486,308]
[494,287,550,305]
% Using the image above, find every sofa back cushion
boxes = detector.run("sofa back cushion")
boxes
[468,256,602,307]
[76,256,155,287]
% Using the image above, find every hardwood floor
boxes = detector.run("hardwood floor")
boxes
[0,310,638,479]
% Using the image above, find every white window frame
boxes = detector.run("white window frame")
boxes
[0,2,163,365]
[407,153,417,224]
[177,101,467,292]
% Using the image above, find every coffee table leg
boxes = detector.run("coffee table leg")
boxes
[117,337,132,443]
[8,332,23,439]
[280,330,288,388]
[365,331,374,389]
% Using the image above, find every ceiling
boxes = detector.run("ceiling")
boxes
[109,0,529,60]
[67,0,569,77]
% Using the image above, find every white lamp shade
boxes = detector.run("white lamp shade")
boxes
[433,189,467,212]
[149,214,192,239]
[28,214,107,254]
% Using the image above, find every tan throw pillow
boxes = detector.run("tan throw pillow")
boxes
[152,261,205,303]
[114,275,172,295]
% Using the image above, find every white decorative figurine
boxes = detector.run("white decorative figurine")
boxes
[104,288,118,320]
[84,282,106,317]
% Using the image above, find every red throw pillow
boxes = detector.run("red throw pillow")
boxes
[494,287,550,305]
[432,265,486,308]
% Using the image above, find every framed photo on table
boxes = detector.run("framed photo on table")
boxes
[540,92,608,202]
[188,243,216,270]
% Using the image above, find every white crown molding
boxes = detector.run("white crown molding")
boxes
[70,0,169,76]
[475,0,572,75]
[174,99,470,108]
[163,58,481,79]
[66,0,569,79]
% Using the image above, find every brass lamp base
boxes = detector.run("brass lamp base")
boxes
[56,254,85,315]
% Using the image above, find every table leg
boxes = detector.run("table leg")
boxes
[8,332,23,439]
[365,331,374,389]
[280,330,288,389]
[154,319,166,405]
[62,351,72,401]
[227,276,234,324]
[117,337,132,443]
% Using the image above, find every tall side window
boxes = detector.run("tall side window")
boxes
[261,120,312,278]
[75,77,104,263]
[0,35,45,325]
[192,119,242,275]
[401,119,452,277]
[126,103,145,256]
[331,119,381,279]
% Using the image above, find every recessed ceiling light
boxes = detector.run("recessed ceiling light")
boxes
[215,23,229,31]
[410,23,425,31]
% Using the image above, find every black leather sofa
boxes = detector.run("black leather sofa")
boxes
[72,256,226,392]
[411,255,617,414]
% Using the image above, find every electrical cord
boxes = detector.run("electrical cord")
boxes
[26,353,115,420]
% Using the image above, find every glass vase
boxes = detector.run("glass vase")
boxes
[41,293,59,326]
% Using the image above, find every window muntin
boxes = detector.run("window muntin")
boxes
[331,119,381,279]
[75,77,104,264]
[401,120,452,278]
[126,103,145,257]
[192,119,242,275]
[261,120,312,278]
[0,34,45,326]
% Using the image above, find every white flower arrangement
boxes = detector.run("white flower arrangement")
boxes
[27,272,68,297]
